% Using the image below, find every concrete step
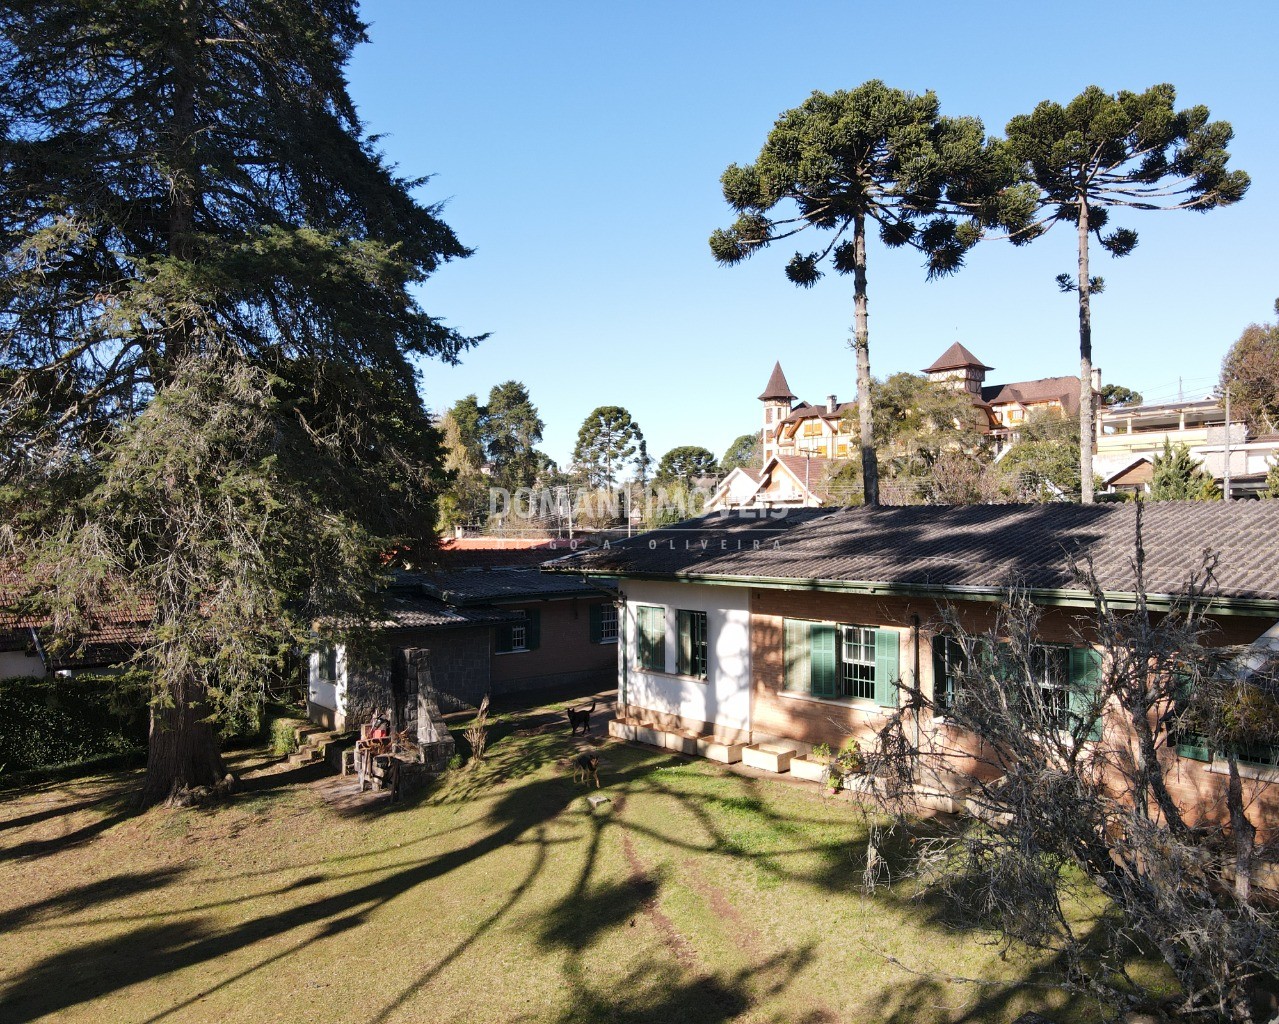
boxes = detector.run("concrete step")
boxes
[288,747,322,766]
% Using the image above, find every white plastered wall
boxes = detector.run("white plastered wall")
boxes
[620,580,751,737]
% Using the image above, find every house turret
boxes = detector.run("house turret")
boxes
[923,342,993,398]
[759,361,796,463]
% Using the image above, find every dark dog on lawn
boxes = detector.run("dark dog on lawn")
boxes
[572,752,601,788]
[566,700,596,735]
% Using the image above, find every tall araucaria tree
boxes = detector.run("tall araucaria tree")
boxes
[572,406,645,489]
[0,0,481,804]
[1001,84,1249,504]
[710,82,1029,505]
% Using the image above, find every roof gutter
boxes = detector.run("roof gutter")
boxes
[559,569,1279,618]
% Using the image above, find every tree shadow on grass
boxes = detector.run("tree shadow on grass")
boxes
[543,943,819,1024]
[0,727,1110,1024]
[0,793,142,862]
[0,866,187,933]
[0,757,659,1021]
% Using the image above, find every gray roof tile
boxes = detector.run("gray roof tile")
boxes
[550,502,1279,607]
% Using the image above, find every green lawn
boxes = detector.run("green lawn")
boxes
[0,701,1111,1024]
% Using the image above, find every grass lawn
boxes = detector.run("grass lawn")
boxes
[0,698,1122,1024]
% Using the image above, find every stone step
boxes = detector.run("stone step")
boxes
[288,747,322,766]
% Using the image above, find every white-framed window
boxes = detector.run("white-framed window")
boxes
[591,603,618,644]
[783,618,898,707]
[497,610,540,654]
[1028,645,1073,731]
[931,634,967,711]
[840,625,876,701]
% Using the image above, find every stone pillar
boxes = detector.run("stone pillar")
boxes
[409,647,455,770]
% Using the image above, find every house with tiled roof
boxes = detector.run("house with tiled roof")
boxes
[306,565,617,731]
[759,345,1097,471]
[706,454,850,513]
[550,501,1279,824]
[0,567,150,679]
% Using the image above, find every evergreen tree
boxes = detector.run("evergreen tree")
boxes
[1150,440,1221,501]
[1001,84,1249,503]
[483,381,544,493]
[655,446,718,485]
[437,398,490,531]
[1264,458,1279,500]
[710,82,1027,505]
[572,407,645,489]
[0,1,478,803]
[1100,384,1144,407]
[720,433,761,473]
[1220,317,1279,435]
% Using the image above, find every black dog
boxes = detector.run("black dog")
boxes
[572,752,601,788]
[567,700,596,735]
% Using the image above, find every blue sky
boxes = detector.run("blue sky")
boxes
[346,0,1279,471]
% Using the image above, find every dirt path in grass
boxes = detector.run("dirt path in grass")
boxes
[614,794,698,968]
[680,859,761,959]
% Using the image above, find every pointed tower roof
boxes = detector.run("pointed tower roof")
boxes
[923,342,994,374]
[758,361,797,402]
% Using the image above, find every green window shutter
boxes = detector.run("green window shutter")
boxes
[638,606,665,672]
[810,623,837,698]
[874,629,900,707]
[694,612,708,679]
[1176,736,1213,762]
[677,610,692,675]
[1069,647,1103,741]
[589,604,602,644]
[636,608,647,667]
[783,619,811,692]
[526,609,541,651]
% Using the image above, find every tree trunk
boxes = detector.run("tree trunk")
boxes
[1076,197,1095,504]
[1225,754,1256,902]
[141,671,227,805]
[851,213,879,506]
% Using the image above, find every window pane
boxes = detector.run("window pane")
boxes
[638,606,665,672]
[841,626,876,700]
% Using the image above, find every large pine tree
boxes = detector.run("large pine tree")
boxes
[0,1,479,803]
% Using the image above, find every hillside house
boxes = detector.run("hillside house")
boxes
[551,501,1279,828]
[759,345,1095,467]
[306,567,618,731]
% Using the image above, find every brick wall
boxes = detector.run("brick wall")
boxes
[748,587,1279,831]
[489,597,616,694]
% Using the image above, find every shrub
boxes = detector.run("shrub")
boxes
[0,674,148,771]
[464,695,491,766]
[269,717,302,756]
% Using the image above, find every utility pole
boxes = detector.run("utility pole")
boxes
[1224,387,1232,501]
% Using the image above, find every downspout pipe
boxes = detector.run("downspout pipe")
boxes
[911,614,922,772]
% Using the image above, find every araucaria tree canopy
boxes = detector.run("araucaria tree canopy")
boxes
[1001,84,1249,503]
[710,81,1030,505]
[0,0,479,803]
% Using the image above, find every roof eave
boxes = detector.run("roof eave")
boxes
[558,568,1279,617]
